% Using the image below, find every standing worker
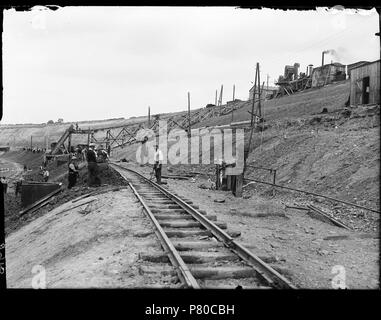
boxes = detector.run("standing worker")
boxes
[87,143,101,186]
[68,157,79,189]
[153,144,163,184]
[1,177,8,194]
[43,169,50,182]
[15,177,23,196]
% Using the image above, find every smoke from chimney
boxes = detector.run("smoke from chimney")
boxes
[323,49,341,63]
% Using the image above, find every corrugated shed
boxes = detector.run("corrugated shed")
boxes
[350,60,380,105]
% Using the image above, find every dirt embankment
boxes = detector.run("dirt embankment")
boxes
[5,188,170,288]
[244,104,379,232]
[4,159,129,237]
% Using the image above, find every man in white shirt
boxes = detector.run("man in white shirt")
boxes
[153,145,163,184]
[43,169,50,182]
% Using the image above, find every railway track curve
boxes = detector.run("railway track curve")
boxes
[110,162,296,289]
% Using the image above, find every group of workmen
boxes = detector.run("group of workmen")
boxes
[67,143,108,189]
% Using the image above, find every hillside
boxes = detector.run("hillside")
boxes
[195,80,350,128]
[0,117,146,148]
[111,80,379,232]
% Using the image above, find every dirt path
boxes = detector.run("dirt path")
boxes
[0,157,24,182]
[125,163,379,289]
[5,188,177,288]
[166,178,379,289]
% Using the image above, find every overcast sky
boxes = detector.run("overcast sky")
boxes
[2,6,379,124]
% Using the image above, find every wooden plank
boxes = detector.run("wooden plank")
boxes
[307,205,351,230]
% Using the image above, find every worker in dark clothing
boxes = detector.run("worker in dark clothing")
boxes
[1,177,8,194]
[87,144,101,186]
[153,145,163,184]
[68,157,79,189]
[15,178,23,196]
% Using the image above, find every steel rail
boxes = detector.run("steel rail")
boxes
[115,168,200,289]
[112,163,296,289]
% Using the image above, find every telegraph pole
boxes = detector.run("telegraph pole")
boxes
[245,63,259,173]
[148,106,151,127]
[188,92,191,138]
[257,65,262,117]
[232,84,235,101]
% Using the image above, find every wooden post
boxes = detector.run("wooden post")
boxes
[250,65,258,127]
[188,92,191,138]
[105,131,108,152]
[68,132,72,153]
[233,84,235,101]
[245,63,259,174]
[235,174,243,197]
[215,90,217,106]
[272,169,276,196]
[220,85,223,106]
[257,65,262,117]
[148,106,151,127]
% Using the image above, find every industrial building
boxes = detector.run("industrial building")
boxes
[310,62,346,87]
[249,85,278,100]
[349,59,380,106]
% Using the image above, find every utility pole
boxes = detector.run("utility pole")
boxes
[245,63,259,173]
[87,127,90,147]
[68,132,72,153]
[257,65,262,118]
[250,65,258,127]
[188,92,191,138]
[220,85,223,106]
[232,84,235,101]
[148,106,151,127]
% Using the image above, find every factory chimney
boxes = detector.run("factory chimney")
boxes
[322,50,329,66]
[307,64,313,77]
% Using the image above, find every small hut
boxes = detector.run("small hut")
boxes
[349,59,380,106]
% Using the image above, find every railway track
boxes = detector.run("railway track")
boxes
[111,162,296,289]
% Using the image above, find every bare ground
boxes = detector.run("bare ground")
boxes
[126,163,379,289]
[5,188,181,288]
